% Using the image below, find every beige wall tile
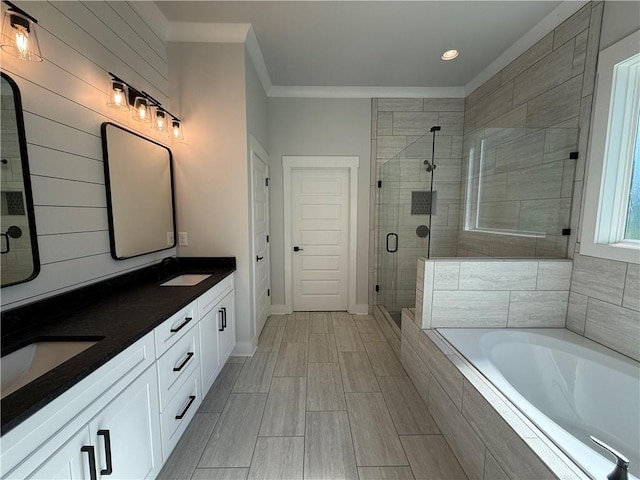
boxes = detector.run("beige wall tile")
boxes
[502,32,554,83]
[536,260,572,290]
[417,333,463,408]
[432,291,510,327]
[467,72,502,109]
[526,75,582,127]
[428,377,485,480]
[475,81,514,127]
[400,337,431,406]
[433,262,460,290]
[581,2,603,97]
[378,98,423,112]
[423,98,465,112]
[392,112,438,136]
[505,161,563,201]
[572,29,589,77]
[566,292,588,334]
[377,136,407,160]
[459,261,538,290]
[377,112,393,136]
[623,263,640,312]
[400,435,467,480]
[508,291,568,327]
[483,450,509,480]
[553,3,591,48]
[495,130,545,172]
[585,298,640,361]
[571,253,626,305]
[512,41,575,107]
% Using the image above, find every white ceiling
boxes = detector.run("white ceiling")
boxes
[154,1,571,94]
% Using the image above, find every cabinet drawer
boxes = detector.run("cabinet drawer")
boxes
[154,301,197,357]
[157,325,200,411]
[198,275,233,317]
[160,370,201,462]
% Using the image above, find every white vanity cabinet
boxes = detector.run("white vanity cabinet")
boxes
[3,334,162,480]
[1,273,236,480]
[198,275,235,394]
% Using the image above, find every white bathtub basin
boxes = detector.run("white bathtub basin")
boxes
[160,274,211,287]
[1,340,98,399]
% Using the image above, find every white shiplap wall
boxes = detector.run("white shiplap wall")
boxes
[1,1,175,310]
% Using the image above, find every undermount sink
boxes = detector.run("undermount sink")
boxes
[160,274,211,287]
[1,340,99,399]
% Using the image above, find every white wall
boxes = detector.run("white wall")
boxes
[168,42,256,353]
[245,47,268,151]
[1,1,175,310]
[267,98,371,309]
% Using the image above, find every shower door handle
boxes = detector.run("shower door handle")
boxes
[386,233,398,253]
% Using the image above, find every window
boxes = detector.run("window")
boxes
[581,31,640,264]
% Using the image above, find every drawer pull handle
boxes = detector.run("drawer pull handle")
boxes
[175,395,196,420]
[81,445,98,480]
[173,352,194,372]
[222,307,227,329]
[170,316,193,333]
[219,309,224,332]
[97,429,113,475]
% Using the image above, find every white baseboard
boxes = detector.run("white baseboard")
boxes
[232,340,257,356]
[270,304,290,315]
[350,304,370,315]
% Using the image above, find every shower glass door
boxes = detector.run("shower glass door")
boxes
[377,152,401,324]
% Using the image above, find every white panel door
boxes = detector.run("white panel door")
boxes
[292,168,349,311]
[251,144,270,337]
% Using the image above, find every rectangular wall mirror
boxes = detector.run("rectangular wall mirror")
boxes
[101,123,176,259]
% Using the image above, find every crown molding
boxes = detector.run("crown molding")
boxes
[246,26,273,96]
[167,22,251,43]
[267,85,465,98]
[464,0,589,95]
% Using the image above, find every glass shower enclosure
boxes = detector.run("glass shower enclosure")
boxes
[376,126,580,325]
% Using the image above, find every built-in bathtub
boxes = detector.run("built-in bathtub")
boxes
[438,328,640,480]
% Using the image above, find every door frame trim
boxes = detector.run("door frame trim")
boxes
[249,134,270,347]
[283,155,359,314]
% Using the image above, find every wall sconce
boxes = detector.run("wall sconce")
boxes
[107,72,183,141]
[107,78,129,110]
[132,96,151,123]
[152,108,168,133]
[0,1,42,62]
[171,119,184,142]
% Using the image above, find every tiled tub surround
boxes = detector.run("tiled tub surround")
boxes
[400,310,591,480]
[415,257,572,329]
[567,252,640,361]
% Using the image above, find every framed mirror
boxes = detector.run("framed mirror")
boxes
[0,72,40,287]
[101,123,176,259]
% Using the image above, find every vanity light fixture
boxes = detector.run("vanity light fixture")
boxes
[132,96,151,123]
[441,49,459,61]
[171,119,184,142]
[107,78,129,111]
[0,1,42,62]
[107,72,184,141]
[152,108,168,133]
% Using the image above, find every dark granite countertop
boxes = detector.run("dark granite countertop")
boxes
[0,257,236,435]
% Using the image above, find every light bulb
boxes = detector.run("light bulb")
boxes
[14,28,28,59]
[138,104,147,119]
[113,89,124,107]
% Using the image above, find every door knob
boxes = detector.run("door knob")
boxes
[256,255,264,261]
[293,246,304,252]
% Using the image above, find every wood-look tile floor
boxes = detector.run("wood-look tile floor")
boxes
[158,312,467,480]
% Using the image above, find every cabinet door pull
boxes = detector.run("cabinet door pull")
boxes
[256,255,264,261]
[81,445,98,480]
[97,429,114,475]
[173,351,194,372]
[170,316,193,333]
[222,307,227,329]
[218,309,224,332]
[175,395,196,420]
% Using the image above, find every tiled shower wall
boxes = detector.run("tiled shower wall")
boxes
[459,2,603,258]
[370,98,465,311]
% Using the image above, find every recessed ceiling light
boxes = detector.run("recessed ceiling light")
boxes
[441,49,459,61]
